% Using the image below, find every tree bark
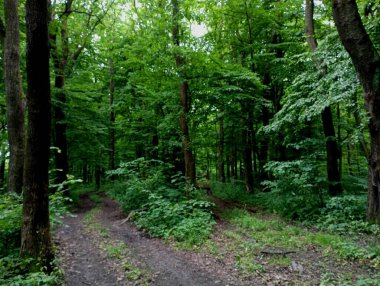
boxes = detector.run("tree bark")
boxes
[49,0,72,187]
[305,0,342,196]
[332,0,380,223]
[109,58,116,172]
[0,157,5,191]
[241,106,254,193]
[218,116,225,182]
[172,0,196,184]
[21,0,53,267]
[4,0,25,194]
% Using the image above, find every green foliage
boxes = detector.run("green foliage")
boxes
[108,158,215,245]
[108,158,180,213]
[321,273,380,286]
[259,159,325,219]
[0,193,22,256]
[314,195,380,235]
[0,191,68,285]
[135,194,215,245]
[211,181,256,205]
[0,254,62,286]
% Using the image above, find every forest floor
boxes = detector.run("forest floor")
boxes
[55,193,378,286]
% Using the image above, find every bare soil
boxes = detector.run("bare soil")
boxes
[55,194,244,286]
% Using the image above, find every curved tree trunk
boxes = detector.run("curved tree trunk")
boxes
[4,0,25,194]
[305,0,342,196]
[332,0,380,223]
[21,0,53,267]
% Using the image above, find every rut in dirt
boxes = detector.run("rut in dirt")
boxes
[56,193,245,286]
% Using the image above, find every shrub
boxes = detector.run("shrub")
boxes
[134,194,215,245]
[0,193,22,256]
[260,159,326,220]
[107,158,216,245]
[0,191,68,285]
[315,195,380,235]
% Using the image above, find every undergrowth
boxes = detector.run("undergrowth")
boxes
[107,158,215,246]
[0,190,69,285]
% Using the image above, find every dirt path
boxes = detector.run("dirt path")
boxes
[55,195,245,286]
[56,194,378,286]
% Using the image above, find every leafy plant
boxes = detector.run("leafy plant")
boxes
[108,158,216,245]
[259,159,326,220]
[314,195,380,235]
[134,194,215,245]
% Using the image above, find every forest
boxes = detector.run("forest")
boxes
[0,0,380,285]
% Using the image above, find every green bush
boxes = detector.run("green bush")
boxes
[0,193,22,256]
[134,194,215,245]
[0,254,61,286]
[211,181,256,205]
[260,159,326,220]
[108,158,216,245]
[0,191,68,285]
[315,195,380,235]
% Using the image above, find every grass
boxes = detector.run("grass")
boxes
[203,207,380,282]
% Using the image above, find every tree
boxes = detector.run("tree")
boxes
[305,0,342,196]
[20,0,53,266]
[332,0,380,223]
[172,0,196,184]
[4,0,25,194]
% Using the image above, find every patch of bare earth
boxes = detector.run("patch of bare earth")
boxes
[56,194,245,286]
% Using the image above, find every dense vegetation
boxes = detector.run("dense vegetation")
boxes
[0,0,380,284]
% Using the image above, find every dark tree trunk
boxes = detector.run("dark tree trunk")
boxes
[95,164,101,191]
[172,0,195,184]
[322,106,342,196]
[21,0,53,267]
[4,0,25,194]
[109,59,116,172]
[241,107,254,193]
[0,157,5,191]
[82,163,88,183]
[332,0,380,223]
[49,0,73,187]
[347,144,354,176]
[306,0,342,196]
[218,116,225,182]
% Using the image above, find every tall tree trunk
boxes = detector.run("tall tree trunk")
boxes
[218,116,225,182]
[4,0,25,194]
[332,0,380,223]
[21,0,53,266]
[0,157,5,191]
[172,0,195,184]
[322,106,342,196]
[306,0,342,196]
[49,1,72,187]
[109,59,116,172]
[241,106,254,193]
